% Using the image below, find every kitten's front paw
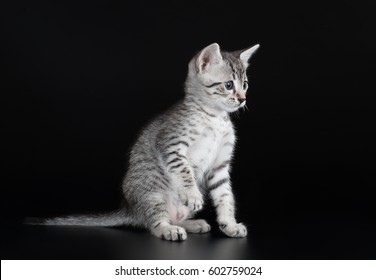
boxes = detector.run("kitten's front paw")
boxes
[219,222,247,238]
[180,219,211,233]
[180,189,203,212]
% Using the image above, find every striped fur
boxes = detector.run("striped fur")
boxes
[26,43,260,241]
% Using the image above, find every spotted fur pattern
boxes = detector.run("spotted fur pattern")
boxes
[27,43,260,241]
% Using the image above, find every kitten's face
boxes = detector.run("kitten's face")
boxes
[200,52,249,112]
[190,43,259,113]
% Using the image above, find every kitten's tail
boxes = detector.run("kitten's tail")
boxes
[24,209,131,227]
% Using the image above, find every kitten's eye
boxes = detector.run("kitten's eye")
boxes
[243,81,248,90]
[224,81,234,90]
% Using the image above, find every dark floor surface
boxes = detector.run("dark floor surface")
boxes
[1,211,375,260]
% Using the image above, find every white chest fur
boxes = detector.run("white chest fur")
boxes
[187,117,231,180]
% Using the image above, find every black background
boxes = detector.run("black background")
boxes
[1,0,376,259]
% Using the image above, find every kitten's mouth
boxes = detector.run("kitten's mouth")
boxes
[239,101,246,108]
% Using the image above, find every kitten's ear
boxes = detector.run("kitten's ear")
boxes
[196,43,223,74]
[239,44,260,67]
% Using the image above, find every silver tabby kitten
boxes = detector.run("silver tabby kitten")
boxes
[28,43,260,241]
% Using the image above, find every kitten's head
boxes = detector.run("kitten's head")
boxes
[186,43,259,113]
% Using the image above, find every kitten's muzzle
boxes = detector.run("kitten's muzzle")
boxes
[238,98,246,104]
[238,99,246,108]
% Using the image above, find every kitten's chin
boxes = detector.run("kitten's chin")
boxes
[223,102,246,113]
[226,107,241,113]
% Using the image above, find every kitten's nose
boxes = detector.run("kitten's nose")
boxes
[238,98,246,104]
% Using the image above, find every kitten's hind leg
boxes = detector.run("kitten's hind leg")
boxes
[178,219,211,234]
[151,221,187,241]
[146,197,187,241]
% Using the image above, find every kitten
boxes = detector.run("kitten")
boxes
[27,43,260,241]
